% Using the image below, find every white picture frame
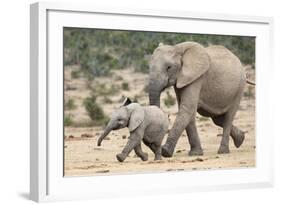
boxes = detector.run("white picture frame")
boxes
[30,2,274,202]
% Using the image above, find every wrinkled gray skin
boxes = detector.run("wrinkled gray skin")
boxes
[149,42,247,157]
[97,102,169,162]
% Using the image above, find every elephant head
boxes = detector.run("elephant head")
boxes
[148,42,210,107]
[97,100,144,146]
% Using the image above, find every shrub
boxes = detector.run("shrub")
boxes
[103,96,113,104]
[244,86,255,98]
[121,82,130,91]
[163,91,176,108]
[133,95,140,103]
[65,98,76,110]
[83,96,109,126]
[64,114,73,126]
[92,83,120,96]
[114,75,123,81]
[71,70,80,79]
[143,84,149,93]
[134,59,149,73]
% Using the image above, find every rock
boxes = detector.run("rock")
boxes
[81,133,94,138]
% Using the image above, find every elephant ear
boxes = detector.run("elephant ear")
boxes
[128,107,144,132]
[176,44,210,88]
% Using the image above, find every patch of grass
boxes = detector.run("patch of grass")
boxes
[92,83,120,96]
[65,98,76,110]
[103,96,113,104]
[118,95,126,103]
[114,75,123,81]
[121,82,130,91]
[83,95,109,126]
[134,58,149,73]
[143,84,149,93]
[244,86,254,98]
[64,114,73,126]
[71,70,80,79]
[163,91,176,108]
[133,95,140,103]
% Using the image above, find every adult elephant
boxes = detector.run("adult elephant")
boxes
[149,41,253,157]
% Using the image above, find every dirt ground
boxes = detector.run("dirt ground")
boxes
[64,66,255,177]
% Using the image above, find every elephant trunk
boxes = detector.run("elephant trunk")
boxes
[97,124,113,146]
[149,87,161,107]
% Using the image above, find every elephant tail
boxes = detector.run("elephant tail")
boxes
[246,79,256,86]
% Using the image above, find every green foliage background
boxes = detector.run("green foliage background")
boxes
[64,27,255,77]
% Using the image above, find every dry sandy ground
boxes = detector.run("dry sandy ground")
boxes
[64,67,255,176]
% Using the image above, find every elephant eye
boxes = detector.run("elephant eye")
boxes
[167,66,171,71]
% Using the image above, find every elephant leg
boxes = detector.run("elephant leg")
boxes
[153,144,162,160]
[212,115,245,148]
[116,134,141,162]
[216,99,242,154]
[143,139,162,160]
[162,108,197,157]
[186,117,203,156]
[162,82,201,158]
[134,143,148,161]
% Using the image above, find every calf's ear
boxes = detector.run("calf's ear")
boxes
[128,107,144,132]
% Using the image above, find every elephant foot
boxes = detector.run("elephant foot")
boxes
[154,155,162,161]
[233,132,245,148]
[116,153,126,162]
[140,153,148,161]
[161,145,173,158]
[188,148,203,156]
[217,145,230,154]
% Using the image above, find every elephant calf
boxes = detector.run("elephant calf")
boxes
[97,98,169,162]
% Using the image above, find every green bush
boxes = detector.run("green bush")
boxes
[164,91,176,108]
[134,58,149,73]
[121,82,130,91]
[244,86,255,98]
[64,28,255,78]
[91,83,120,96]
[65,98,76,110]
[71,70,80,79]
[83,96,109,126]
[64,114,73,126]
[103,96,113,104]
[114,75,123,81]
